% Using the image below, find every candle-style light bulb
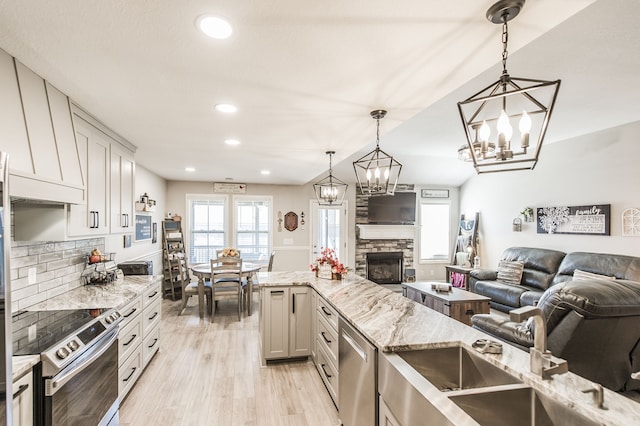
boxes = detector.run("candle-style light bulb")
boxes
[479,121,490,142]
[497,110,512,148]
[366,168,372,184]
[384,168,389,180]
[374,167,380,187]
[519,111,532,148]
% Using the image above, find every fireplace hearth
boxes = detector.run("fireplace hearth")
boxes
[366,252,403,284]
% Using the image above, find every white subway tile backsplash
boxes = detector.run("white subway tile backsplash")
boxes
[10,237,105,312]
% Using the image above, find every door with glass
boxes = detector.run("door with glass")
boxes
[310,201,348,267]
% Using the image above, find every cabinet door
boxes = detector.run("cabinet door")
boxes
[15,60,59,181]
[68,117,110,235]
[289,286,311,357]
[379,396,402,426]
[262,288,289,359]
[311,290,317,362]
[0,49,31,173]
[110,143,135,233]
[12,371,33,426]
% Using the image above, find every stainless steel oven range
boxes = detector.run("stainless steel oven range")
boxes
[13,308,122,426]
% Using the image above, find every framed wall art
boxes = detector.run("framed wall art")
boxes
[421,189,449,199]
[135,214,152,241]
[536,204,610,235]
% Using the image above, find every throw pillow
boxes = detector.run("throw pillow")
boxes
[573,269,616,282]
[496,260,525,285]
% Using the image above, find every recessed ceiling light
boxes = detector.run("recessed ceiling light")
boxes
[261,170,271,175]
[185,167,196,172]
[224,139,240,146]
[215,103,238,113]
[196,15,233,40]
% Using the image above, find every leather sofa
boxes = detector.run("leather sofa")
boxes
[472,278,640,391]
[469,247,567,312]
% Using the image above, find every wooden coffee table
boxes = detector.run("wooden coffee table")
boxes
[402,282,490,326]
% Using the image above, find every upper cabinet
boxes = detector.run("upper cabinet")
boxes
[68,108,136,237]
[0,49,84,203]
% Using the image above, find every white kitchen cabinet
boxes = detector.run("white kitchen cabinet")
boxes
[141,283,161,367]
[110,142,135,233]
[314,292,339,407]
[68,115,110,236]
[12,370,33,426]
[260,286,311,362]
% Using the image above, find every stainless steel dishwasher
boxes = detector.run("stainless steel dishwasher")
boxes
[339,317,377,426]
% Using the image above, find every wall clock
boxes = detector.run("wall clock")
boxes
[284,211,298,232]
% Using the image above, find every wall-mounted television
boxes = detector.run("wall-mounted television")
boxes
[367,192,416,225]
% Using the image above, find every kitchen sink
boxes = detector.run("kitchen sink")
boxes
[397,345,521,391]
[449,386,600,426]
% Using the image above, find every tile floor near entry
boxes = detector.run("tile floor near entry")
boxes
[120,296,340,426]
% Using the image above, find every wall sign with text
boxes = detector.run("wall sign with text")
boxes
[536,204,610,235]
[135,214,152,241]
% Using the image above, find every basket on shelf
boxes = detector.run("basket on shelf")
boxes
[82,252,117,285]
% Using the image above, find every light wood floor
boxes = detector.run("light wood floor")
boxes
[120,295,340,426]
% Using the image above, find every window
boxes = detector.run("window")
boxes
[234,196,272,262]
[420,203,450,261]
[188,196,226,263]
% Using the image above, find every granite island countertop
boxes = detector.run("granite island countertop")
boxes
[257,271,640,426]
[11,275,162,381]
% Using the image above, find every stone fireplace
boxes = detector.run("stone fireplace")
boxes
[366,252,403,284]
[354,184,415,280]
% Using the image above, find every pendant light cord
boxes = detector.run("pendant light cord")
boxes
[501,17,509,75]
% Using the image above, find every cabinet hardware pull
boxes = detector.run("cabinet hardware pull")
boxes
[90,211,96,228]
[321,332,332,344]
[13,384,29,399]
[321,306,332,316]
[148,312,159,320]
[96,212,99,228]
[148,338,158,349]
[320,364,332,379]
[123,367,137,382]
[270,290,284,295]
[123,334,137,346]
[292,294,295,314]
[465,309,474,315]
[148,291,158,298]
[123,308,137,318]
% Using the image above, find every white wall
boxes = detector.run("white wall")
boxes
[460,120,640,269]
[166,180,331,272]
[105,164,167,270]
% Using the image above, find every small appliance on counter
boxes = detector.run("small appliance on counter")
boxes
[117,260,153,275]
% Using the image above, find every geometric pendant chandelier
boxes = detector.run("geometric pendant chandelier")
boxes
[313,150,348,206]
[457,0,561,174]
[353,109,402,196]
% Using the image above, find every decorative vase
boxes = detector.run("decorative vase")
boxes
[315,270,318,278]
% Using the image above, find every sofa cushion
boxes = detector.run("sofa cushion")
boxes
[473,280,528,308]
[500,247,566,291]
[573,269,615,282]
[497,260,525,285]
[538,279,640,333]
[553,252,640,285]
[471,314,533,349]
[519,289,545,307]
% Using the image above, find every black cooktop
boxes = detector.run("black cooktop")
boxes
[12,309,110,355]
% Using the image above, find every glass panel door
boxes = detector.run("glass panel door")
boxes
[311,201,348,266]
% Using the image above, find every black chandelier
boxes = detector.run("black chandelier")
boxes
[313,151,348,206]
[457,0,561,173]
[352,110,402,196]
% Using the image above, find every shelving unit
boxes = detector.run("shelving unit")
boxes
[162,220,189,300]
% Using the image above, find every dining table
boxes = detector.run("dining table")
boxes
[190,262,262,318]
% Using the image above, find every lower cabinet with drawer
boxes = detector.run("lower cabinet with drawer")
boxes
[117,281,162,401]
[314,291,339,408]
[12,370,33,426]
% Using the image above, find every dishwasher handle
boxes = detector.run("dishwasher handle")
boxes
[341,328,367,362]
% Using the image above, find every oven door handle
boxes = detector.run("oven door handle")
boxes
[45,327,119,396]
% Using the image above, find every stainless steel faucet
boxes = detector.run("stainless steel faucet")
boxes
[510,306,569,379]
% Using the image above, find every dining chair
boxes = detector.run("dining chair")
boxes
[267,250,276,272]
[210,256,244,322]
[179,260,212,316]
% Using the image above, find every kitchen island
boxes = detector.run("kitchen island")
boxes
[257,271,640,425]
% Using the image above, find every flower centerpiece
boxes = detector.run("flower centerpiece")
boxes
[310,247,347,280]
[221,247,240,257]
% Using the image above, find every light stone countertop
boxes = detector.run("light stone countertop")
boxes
[256,271,640,426]
[24,274,162,311]
[11,275,162,381]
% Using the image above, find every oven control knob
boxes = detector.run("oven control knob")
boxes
[56,347,70,359]
[105,316,113,324]
[68,340,80,351]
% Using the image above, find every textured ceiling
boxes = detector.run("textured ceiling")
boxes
[3,0,635,187]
